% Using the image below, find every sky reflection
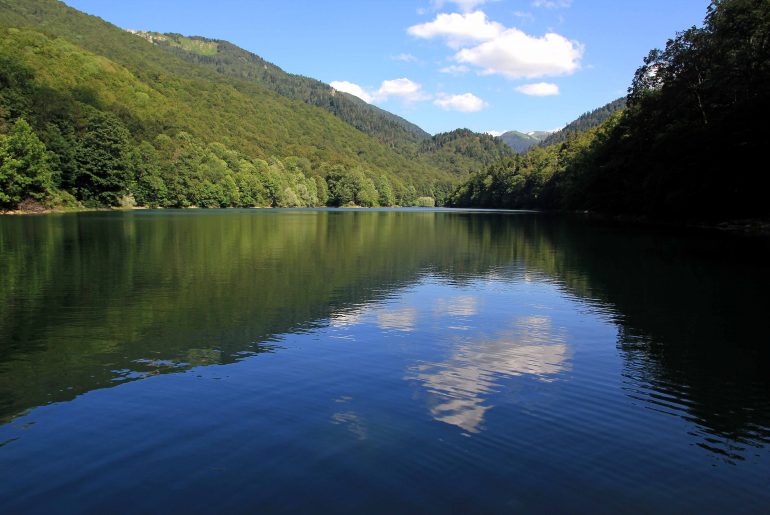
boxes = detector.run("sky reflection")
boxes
[409,314,570,432]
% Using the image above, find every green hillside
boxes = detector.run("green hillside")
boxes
[0,0,511,210]
[498,130,545,153]
[419,129,516,175]
[129,31,431,150]
[538,98,626,147]
[125,29,514,188]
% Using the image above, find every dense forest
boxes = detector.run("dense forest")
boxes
[498,130,548,153]
[129,31,431,151]
[451,0,770,221]
[0,0,513,211]
[537,98,625,147]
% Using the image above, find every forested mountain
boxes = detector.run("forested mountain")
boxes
[418,129,516,175]
[538,98,625,147]
[126,30,514,185]
[498,130,547,153]
[0,0,509,210]
[128,31,431,151]
[451,0,770,221]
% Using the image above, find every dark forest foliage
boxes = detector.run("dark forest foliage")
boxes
[452,0,770,221]
[538,98,626,147]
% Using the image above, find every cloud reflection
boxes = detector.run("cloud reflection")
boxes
[433,295,479,317]
[377,307,418,332]
[410,315,570,433]
[331,411,368,440]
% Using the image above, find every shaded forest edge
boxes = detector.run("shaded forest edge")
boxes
[449,0,770,224]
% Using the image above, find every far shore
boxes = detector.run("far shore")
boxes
[3,205,769,235]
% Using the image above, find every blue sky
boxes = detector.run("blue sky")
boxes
[64,0,709,135]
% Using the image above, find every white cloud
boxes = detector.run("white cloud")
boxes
[515,82,560,96]
[331,78,430,104]
[455,28,583,79]
[533,0,572,8]
[434,92,488,112]
[408,11,504,48]
[410,10,583,80]
[330,81,373,102]
[376,78,432,102]
[486,130,504,137]
[439,64,470,75]
[391,53,419,63]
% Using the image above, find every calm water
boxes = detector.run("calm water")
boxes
[1,209,769,513]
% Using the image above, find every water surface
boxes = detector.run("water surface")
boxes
[1,209,769,513]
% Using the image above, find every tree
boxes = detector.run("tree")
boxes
[314,175,329,206]
[0,118,53,209]
[74,110,132,206]
[326,166,356,206]
[376,175,396,207]
[130,141,167,207]
[355,173,379,207]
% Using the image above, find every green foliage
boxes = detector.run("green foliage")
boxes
[74,109,132,206]
[0,118,53,209]
[376,175,396,207]
[116,30,512,196]
[0,4,464,206]
[538,98,626,147]
[132,31,431,148]
[453,0,770,220]
[454,116,621,209]
[498,130,545,153]
[326,167,382,207]
[129,141,167,207]
[414,197,436,207]
[0,0,573,210]
[0,54,35,126]
[417,128,516,177]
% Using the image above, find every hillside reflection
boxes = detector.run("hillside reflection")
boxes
[1,209,769,461]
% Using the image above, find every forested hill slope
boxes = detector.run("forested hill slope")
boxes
[0,0,427,173]
[419,129,516,176]
[450,0,770,221]
[129,31,431,151]
[538,98,625,147]
[499,130,546,153]
[0,0,494,209]
[125,30,516,179]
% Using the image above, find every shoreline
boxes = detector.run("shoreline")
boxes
[3,205,769,235]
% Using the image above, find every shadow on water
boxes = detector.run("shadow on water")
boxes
[543,217,770,461]
[0,209,768,462]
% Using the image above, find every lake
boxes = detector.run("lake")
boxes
[1,209,769,513]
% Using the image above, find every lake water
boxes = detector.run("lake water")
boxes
[1,209,769,513]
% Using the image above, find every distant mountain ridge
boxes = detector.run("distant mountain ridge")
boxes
[495,99,626,154]
[539,98,626,147]
[498,130,549,153]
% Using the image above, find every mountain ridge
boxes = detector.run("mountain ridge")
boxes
[538,98,626,147]
[123,29,515,177]
[0,0,513,209]
[498,130,548,153]
[125,30,432,151]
